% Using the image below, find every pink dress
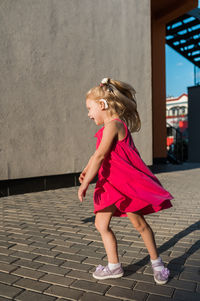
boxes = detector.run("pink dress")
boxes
[93,118,173,217]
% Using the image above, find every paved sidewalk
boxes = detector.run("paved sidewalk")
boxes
[0,163,200,301]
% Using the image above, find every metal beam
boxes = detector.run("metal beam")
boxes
[166,8,200,68]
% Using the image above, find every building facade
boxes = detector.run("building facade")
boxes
[0,0,198,195]
[166,93,188,129]
[166,93,188,162]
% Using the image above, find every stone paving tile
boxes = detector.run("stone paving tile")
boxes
[0,241,15,249]
[82,257,106,266]
[164,278,196,292]
[0,246,15,256]
[66,270,97,282]
[80,292,123,301]
[13,259,43,270]
[61,232,85,240]
[38,264,71,276]
[179,271,200,282]
[66,237,92,245]
[97,278,135,289]
[0,271,21,285]
[7,238,33,245]
[61,261,94,272]
[12,267,46,280]
[15,290,57,301]
[9,245,36,252]
[124,271,155,283]
[134,282,174,297]
[30,242,57,249]
[33,255,65,266]
[10,250,39,260]
[106,286,148,301]
[70,279,110,295]
[0,254,18,264]
[173,289,200,301]
[76,249,105,259]
[27,236,53,243]
[0,262,18,273]
[14,278,51,293]
[51,246,81,254]
[0,163,200,300]
[30,248,61,258]
[40,274,75,287]
[56,253,87,263]
[48,240,73,247]
[146,295,179,301]
[0,283,23,299]
[44,285,84,299]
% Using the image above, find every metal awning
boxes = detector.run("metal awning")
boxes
[166,8,200,68]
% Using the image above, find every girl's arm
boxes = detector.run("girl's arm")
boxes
[79,155,94,183]
[78,122,118,201]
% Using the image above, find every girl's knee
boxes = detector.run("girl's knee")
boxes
[95,219,109,234]
[95,220,101,232]
[134,222,149,233]
[95,207,115,234]
[127,212,149,234]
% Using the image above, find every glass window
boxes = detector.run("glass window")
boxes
[172,108,176,115]
[181,107,186,114]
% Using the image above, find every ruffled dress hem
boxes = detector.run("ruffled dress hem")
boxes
[93,179,173,217]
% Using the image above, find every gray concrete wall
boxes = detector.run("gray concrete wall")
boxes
[188,86,200,162]
[0,0,152,180]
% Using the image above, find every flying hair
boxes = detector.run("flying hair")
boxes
[86,78,141,133]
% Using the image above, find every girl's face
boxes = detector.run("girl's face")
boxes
[86,98,104,125]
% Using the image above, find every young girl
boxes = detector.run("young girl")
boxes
[78,78,173,284]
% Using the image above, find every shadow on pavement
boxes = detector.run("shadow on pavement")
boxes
[150,162,200,174]
[82,216,95,223]
[123,220,200,278]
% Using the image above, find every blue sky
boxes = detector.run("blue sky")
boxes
[165,45,194,97]
[165,1,200,97]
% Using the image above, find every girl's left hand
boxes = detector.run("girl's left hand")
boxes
[79,170,86,184]
[78,182,89,202]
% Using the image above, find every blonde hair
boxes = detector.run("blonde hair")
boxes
[86,78,141,133]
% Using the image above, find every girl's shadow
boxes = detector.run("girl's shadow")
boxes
[124,220,200,279]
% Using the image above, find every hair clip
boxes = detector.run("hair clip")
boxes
[101,78,109,85]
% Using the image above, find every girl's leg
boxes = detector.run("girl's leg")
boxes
[127,212,170,285]
[127,212,158,260]
[95,204,119,263]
